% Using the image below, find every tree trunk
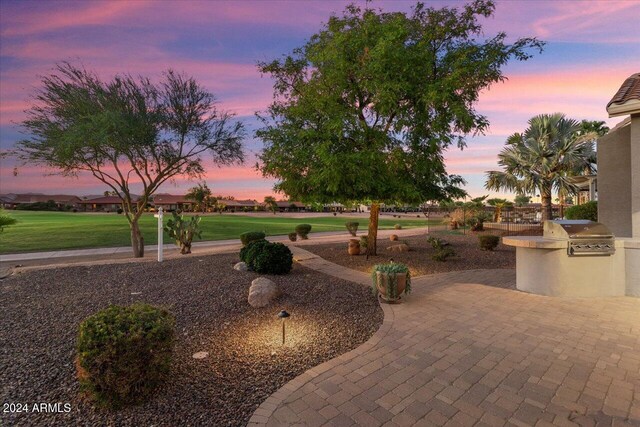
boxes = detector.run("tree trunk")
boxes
[541,190,553,222]
[366,203,380,258]
[130,220,144,258]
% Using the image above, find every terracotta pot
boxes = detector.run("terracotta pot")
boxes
[348,239,360,255]
[376,271,407,302]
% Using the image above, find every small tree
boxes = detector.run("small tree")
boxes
[257,1,543,255]
[264,196,278,215]
[185,182,213,213]
[514,194,531,207]
[486,198,512,222]
[0,209,17,232]
[16,63,245,257]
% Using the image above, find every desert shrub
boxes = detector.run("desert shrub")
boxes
[116,208,123,214]
[240,231,266,246]
[252,242,293,274]
[239,239,269,264]
[345,221,359,236]
[478,235,500,251]
[288,232,297,242]
[427,236,449,249]
[565,201,597,221]
[333,212,337,216]
[0,209,18,232]
[360,235,368,249]
[164,212,202,254]
[295,224,312,239]
[394,224,402,230]
[469,210,492,231]
[76,304,175,409]
[432,247,456,262]
[14,200,59,211]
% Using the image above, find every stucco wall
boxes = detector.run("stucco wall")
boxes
[598,123,632,237]
[631,114,640,238]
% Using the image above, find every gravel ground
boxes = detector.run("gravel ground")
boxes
[304,231,516,277]
[0,254,383,426]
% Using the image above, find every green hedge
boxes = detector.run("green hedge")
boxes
[240,231,266,246]
[76,304,175,409]
[565,201,597,221]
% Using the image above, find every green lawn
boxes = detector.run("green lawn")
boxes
[0,211,433,254]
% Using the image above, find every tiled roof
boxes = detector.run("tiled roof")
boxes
[153,194,193,204]
[607,73,640,116]
[78,196,128,204]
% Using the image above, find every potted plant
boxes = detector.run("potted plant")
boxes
[371,262,411,303]
[348,238,360,255]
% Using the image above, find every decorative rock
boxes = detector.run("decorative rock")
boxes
[387,243,410,252]
[192,351,209,359]
[248,277,281,308]
[233,262,248,271]
[389,234,398,241]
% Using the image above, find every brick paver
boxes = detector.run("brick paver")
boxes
[249,247,640,426]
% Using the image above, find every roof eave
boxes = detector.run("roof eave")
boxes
[607,99,640,117]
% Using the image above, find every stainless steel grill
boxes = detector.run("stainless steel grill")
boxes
[543,220,615,257]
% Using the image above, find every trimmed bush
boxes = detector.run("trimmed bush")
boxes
[345,222,359,237]
[394,224,402,230]
[565,201,597,221]
[427,236,449,249]
[478,235,500,251]
[295,224,312,239]
[76,304,175,409]
[240,239,269,264]
[288,232,297,242]
[360,235,368,249]
[252,242,293,274]
[240,231,266,246]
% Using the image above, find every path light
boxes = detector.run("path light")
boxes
[278,310,290,345]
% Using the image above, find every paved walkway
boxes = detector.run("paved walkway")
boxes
[0,227,425,269]
[249,248,640,427]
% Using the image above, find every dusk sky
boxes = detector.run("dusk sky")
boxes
[1,0,639,201]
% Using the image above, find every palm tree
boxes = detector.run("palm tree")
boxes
[486,198,513,222]
[264,196,278,215]
[485,113,596,221]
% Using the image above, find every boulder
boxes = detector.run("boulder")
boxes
[233,262,248,271]
[386,243,410,252]
[389,234,398,241]
[248,277,281,308]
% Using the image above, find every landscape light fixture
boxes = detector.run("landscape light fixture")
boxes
[278,310,290,345]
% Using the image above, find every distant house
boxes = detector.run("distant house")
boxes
[274,201,307,212]
[78,196,131,212]
[223,199,261,212]
[1,193,82,209]
[152,194,194,212]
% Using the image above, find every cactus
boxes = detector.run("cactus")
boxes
[164,212,202,254]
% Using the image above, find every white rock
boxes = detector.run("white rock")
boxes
[192,351,209,359]
[248,277,281,308]
[233,262,248,271]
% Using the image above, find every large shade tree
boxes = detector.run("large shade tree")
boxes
[485,113,596,221]
[16,63,245,257]
[256,0,543,255]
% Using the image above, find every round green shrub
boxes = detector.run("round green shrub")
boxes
[295,224,312,239]
[240,231,266,246]
[76,304,175,409]
[565,201,597,221]
[478,235,500,251]
[252,242,293,274]
[394,224,402,230]
[288,232,297,242]
[240,239,269,264]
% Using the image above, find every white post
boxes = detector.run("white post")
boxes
[154,207,164,262]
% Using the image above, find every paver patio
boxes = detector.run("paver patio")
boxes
[249,248,640,426]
